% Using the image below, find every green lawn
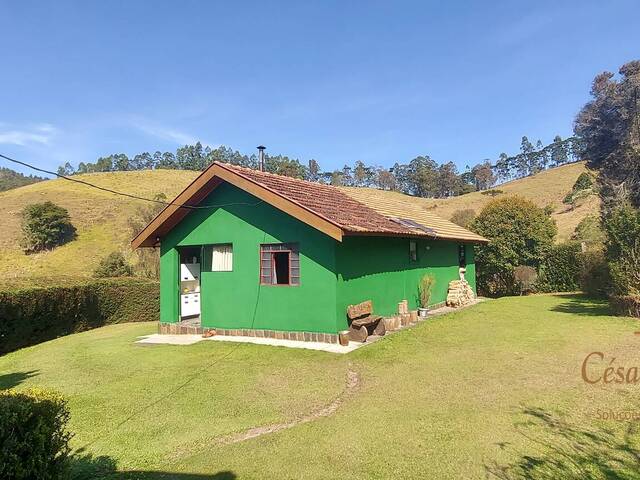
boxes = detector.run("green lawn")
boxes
[2,294,640,479]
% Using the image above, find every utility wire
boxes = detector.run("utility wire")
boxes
[0,153,261,210]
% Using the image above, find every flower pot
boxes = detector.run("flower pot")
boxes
[418,307,429,318]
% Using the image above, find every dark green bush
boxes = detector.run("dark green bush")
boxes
[20,201,77,253]
[603,203,640,296]
[580,250,611,298]
[93,252,133,278]
[536,242,583,293]
[0,278,159,354]
[471,196,557,297]
[0,388,71,480]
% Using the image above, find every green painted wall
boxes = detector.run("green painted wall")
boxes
[335,237,476,331]
[160,183,339,333]
[158,180,478,334]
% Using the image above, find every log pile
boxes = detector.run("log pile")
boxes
[446,279,475,307]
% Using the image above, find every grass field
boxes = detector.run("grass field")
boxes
[2,294,639,479]
[0,163,596,280]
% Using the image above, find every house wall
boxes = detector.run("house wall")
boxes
[335,237,476,330]
[160,183,339,333]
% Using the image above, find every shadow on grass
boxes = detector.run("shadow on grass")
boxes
[550,294,612,317]
[0,370,39,389]
[70,452,235,480]
[485,407,640,479]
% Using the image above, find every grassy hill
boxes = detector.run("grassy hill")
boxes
[0,162,597,280]
[424,161,599,241]
[0,170,197,279]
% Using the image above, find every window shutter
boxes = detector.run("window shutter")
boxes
[290,246,300,285]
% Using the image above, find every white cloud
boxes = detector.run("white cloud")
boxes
[129,118,209,147]
[0,123,58,146]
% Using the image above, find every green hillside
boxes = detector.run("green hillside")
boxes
[0,170,197,279]
[424,162,599,241]
[0,163,597,280]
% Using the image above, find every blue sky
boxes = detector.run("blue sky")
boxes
[1,1,638,176]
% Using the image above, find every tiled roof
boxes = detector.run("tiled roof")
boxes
[338,186,488,243]
[220,163,487,243]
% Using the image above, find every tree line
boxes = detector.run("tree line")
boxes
[57,136,580,199]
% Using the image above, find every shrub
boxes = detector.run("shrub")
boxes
[94,252,133,278]
[471,196,557,297]
[20,201,77,253]
[450,209,476,229]
[610,295,640,318]
[0,278,159,354]
[481,189,503,197]
[418,274,435,308]
[573,171,595,191]
[536,242,583,293]
[572,214,606,248]
[602,203,640,296]
[580,250,611,298]
[0,388,71,480]
[513,266,538,294]
[127,194,165,279]
[562,172,596,207]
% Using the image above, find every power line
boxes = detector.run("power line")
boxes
[0,153,261,210]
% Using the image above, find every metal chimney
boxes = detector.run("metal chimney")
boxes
[257,145,266,171]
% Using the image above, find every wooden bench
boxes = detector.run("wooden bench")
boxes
[347,300,385,342]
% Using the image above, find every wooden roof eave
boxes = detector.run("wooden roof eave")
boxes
[342,230,488,244]
[131,163,344,249]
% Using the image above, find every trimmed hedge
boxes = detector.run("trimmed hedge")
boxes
[0,388,71,480]
[0,278,159,354]
[536,242,584,293]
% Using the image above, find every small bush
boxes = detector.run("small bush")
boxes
[481,189,503,197]
[537,242,583,293]
[572,214,606,248]
[418,274,435,308]
[94,252,133,278]
[0,388,71,480]
[610,295,640,318]
[20,201,77,253]
[580,250,611,298]
[573,171,595,191]
[514,266,538,294]
[562,172,596,207]
[450,209,476,229]
[0,278,159,354]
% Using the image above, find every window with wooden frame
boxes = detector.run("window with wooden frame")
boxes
[260,243,300,285]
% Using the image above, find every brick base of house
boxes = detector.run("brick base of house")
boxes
[158,322,339,344]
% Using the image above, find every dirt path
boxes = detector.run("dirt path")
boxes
[218,367,360,445]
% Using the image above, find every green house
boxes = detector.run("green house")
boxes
[132,162,487,342]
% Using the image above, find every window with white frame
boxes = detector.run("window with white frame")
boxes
[211,244,233,271]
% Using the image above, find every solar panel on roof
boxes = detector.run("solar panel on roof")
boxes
[390,217,437,236]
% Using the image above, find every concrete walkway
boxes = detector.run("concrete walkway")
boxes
[135,298,485,353]
[136,333,361,353]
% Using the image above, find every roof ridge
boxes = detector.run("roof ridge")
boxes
[212,161,344,192]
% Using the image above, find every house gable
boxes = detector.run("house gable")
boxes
[159,182,341,333]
